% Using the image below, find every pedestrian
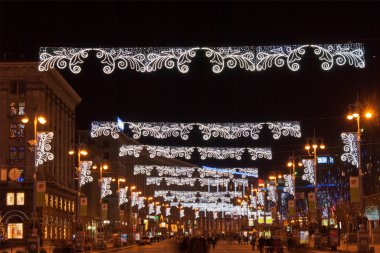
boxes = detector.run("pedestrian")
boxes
[251,237,256,251]
[238,236,241,245]
[286,237,293,252]
[186,237,209,253]
[258,236,265,253]
[212,237,217,249]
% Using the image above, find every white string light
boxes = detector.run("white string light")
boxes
[149,203,155,214]
[91,121,120,139]
[147,146,194,159]
[283,174,294,196]
[341,132,358,167]
[198,147,245,160]
[180,209,185,218]
[119,145,144,157]
[134,165,154,175]
[119,188,128,206]
[146,177,163,185]
[302,159,315,184]
[137,197,145,210]
[36,132,54,166]
[39,44,364,74]
[101,177,112,199]
[166,207,171,216]
[197,123,264,140]
[155,205,161,215]
[266,121,301,139]
[238,168,258,178]
[131,192,139,207]
[79,161,93,186]
[258,192,265,206]
[247,148,272,160]
[128,122,195,140]
[267,185,277,203]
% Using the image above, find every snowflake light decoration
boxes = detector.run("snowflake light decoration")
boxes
[91,121,120,139]
[266,121,301,139]
[128,122,195,140]
[283,174,294,196]
[247,148,272,160]
[36,132,54,166]
[341,132,358,167]
[119,188,128,206]
[79,161,93,186]
[197,123,264,140]
[302,159,315,184]
[101,177,112,199]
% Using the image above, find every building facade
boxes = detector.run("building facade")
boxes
[0,62,81,246]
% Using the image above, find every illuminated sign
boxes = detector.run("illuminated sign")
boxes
[317,156,334,164]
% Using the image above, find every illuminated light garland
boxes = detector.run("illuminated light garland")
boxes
[266,121,301,139]
[302,159,315,184]
[134,165,154,175]
[247,148,272,160]
[149,203,155,214]
[79,161,93,186]
[36,132,54,166]
[131,192,139,207]
[198,178,230,187]
[341,132,358,167]
[197,123,264,140]
[101,177,112,199]
[146,177,163,185]
[180,209,185,218]
[250,196,257,209]
[258,192,265,206]
[267,185,277,203]
[202,47,255,73]
[256,45,308,71]
[119,188,128,206]
[119,145,144,157]
[165,177,197,186]
[91,121,120,139]
[166,207,171,216]
[128,122,194,140]
[198,147,245,160]
[39,47,90,73]
[198,167,236,178]
[283,174,294,196]
[39,44,365,74]
[213,212,218,219]
[232,178,249,187]
[311,43,365,71]
[156,166,196,177]
[156,205,161,215]
[147,146,194,160]
[195,210,200,219]
[154,191,241,201]
[238,168,258,178]
[137,197,145,210]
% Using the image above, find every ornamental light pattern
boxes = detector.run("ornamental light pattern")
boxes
[232,178,249,187]
[283,174,294,196]
[91,121,120,139]
[198,178,230,187]
[341,132,358,167]
[137,197,145,210]
[156,166,196,177]
[250,196,257,209]
[147,146,194,159]
[213,212,218,219]
[247,148,272,160]
[166,207,171,216]
[302,159,315,184]
[198,147,245,160]
[134,165,154,175]
[101,177,112,199]
[155,205,161,215]
[40,44,364,74]
[180,209,185,218]
[267,185,277,203]
[79,161,93,186]
[131,192,139,207]
[197,123,264,140]
[149,203,155,215]
[238,168,258,178]
[119,188,128,206]
[146,177,163,185]
[165,177,197,186]
[36,132,54,166]
[195,210,200,219]
[258,192,265,206]
[198,167,236,178]
[266,121,301,139]
[128,122,194,140]
[119,145,144,157]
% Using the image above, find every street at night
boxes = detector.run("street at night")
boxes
[1,1,380,253]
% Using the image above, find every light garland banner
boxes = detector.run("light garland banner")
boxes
[283,174,294,196]
[134,165,154,175]
[341,132,359,167]
[238,168,258,178]
[91,121,120,139]
[156,167,196,177]
[36,132,54,166]
[198,147,245,160]
[128,122,195,140]
[266,122,301,139]
[166,207,171,217]
[197,123,264,140]
[258,191,265,206]
[247,148,272,160]
[267,185,277,203]
[156,205,161,215]
[137,197,145,210]
[302,159,315,184]
[149,203,155,214]
[79,161,93,186]
[195,210,200,219]
[101,177,112,199]
[198,167,235,178]
[131,192,139,207]
[165,177,197,186]
[180,209,185,218]
[119,187,128,206]
[119,145,272,161]
[250,196,257,209]
[39,44,364,74]
[154,190,242,201]
[146,177,163,186]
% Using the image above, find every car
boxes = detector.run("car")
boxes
[140,236,152,245]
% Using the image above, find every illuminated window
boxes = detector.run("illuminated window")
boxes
[7,223,23,239]
[55,196,58,208]
[49,194,54,207]
[9,124,25,138]
[7,192,15,205]
[16,192,24,205]
[9,146,25,160]
[9,102,25,116]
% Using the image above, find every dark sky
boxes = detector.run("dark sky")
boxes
[1,1,380,173]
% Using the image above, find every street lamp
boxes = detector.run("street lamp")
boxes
[305,132,325,247]
[21,114,46,242]
[92,162,109,235]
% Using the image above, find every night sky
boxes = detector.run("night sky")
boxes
[1,1,379,173]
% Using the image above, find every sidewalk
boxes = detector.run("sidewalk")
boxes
[337,242,380,252]
[0,244,137,253]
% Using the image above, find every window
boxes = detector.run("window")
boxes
[7,192,15,205]
[9,124,25,138]
[9,146,25,160]
[9,81,26,95]
[16,192,25,205]
[9,102,25,116]
[7,223,23,239]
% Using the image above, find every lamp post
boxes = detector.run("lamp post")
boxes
[287,154,303,224]
[269,173,282,228]
[305,132,325,248]
[92,162,109,239]
[21,114,46,246]
[113,177,126,234]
